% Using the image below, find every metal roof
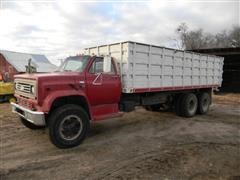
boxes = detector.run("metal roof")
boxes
[191,47,240,56]
[0,50,57,72]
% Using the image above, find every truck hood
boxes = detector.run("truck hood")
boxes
[14,72,83,81]
[14,72,86,106]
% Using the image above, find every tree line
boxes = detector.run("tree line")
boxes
[175,23,240,50]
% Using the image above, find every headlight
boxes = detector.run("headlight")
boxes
[31,86,35,94]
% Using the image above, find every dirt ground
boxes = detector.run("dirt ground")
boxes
[0,94,239,180]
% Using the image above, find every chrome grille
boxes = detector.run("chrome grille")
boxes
[16,83,32,94]
[15,79,36,99]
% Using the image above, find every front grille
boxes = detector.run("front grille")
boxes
[15,79,36,99]
[16,83,32,94]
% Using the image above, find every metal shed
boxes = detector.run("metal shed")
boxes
[192,48,240,92]
[0,50,57,81]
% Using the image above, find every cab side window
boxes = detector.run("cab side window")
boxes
[89,58,103,73]
[95,60,103,73]
[89,57,116,74]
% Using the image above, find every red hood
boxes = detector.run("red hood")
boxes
[14,72,82,80]
[14,72,86,107]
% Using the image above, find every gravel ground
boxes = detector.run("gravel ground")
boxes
[0,94,240,180]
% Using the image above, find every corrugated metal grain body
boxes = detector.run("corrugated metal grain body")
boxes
[85,41,224,93]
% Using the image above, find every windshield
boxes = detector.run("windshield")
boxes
[58,56,90,72]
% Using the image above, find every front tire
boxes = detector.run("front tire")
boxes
[20,117,45,130]
[48,104,89,149]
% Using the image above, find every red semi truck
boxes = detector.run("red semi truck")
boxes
[11,42,224,148]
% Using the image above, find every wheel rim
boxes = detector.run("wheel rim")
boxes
[189,100,195,110]
[59,115,83,141]
[188,98,197,114]
[202,96,209,111]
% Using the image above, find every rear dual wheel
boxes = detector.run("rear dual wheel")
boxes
[175,92,211,117]
[197,92,211,114]
[178,93,198,117]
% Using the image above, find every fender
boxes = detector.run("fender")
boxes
[41,89,92,118]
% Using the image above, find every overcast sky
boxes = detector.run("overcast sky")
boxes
[0,0,239,65]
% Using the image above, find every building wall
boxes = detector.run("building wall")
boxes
[0,54,18,81]
[221,54,240,92]
[192,48,240,92]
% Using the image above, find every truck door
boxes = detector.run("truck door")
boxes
[85,57,121,106]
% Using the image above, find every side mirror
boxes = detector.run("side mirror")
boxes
[103,55,111,73]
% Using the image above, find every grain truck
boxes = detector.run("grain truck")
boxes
[11,41,224,148]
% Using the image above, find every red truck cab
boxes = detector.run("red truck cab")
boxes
[12,55,122,148]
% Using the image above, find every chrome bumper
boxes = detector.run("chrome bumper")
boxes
[11,102,46,126]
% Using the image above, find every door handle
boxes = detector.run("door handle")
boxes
[79,81,85,88]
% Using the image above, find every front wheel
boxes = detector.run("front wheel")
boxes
[48,104,89,149]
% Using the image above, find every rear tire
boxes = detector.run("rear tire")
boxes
[179,93,198,117]
[48,104,89,149]
[20,117,45,130]
[197,92,211,114]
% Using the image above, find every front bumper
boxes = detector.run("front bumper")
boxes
[11,102,46,126]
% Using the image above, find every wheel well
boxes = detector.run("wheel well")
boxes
[48,95,91,120]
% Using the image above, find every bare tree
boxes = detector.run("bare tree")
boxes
[175,23,240,50]
[185,29,204,49]
[175,23,188,49]
[215,30,229,48]
[229,26,240,47]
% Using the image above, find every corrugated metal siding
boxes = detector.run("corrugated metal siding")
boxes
[0,50,57,73]
[0,54,18,81]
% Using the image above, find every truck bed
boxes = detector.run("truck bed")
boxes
[85,41,224,93]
